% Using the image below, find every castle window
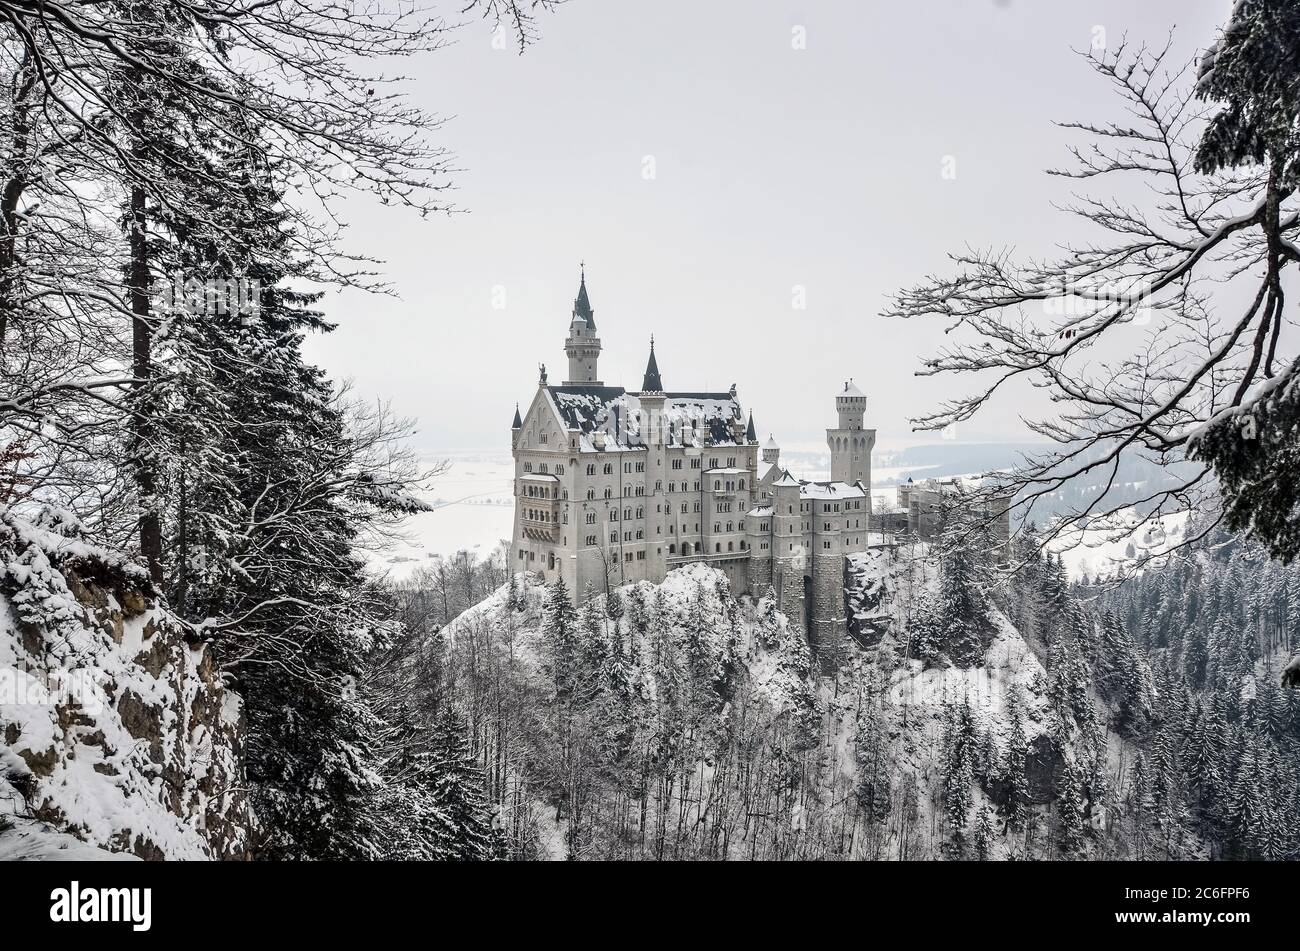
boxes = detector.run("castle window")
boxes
[587,489,595,500]
[728,542,733,551]
[556,465,564,475]
[669,482,675,492]
[672,459,682,470]
[548,553,555,569]
[636,551,645,560]
[727,457,736,467]
[586,535,597,546]
[610,532,617,543]
[524,462,532,472]
[604,488,612,499]
[669,544,676,555]
[695,542,701,553]
[713,480,721,491]
[603,463,613,475]
[586,512,596,524]
[709,458,718,468]
[715,543,721,552]
[587,464,596,476]
[539,463,548,473]
[739,479,745,489]
[691,459,701,469]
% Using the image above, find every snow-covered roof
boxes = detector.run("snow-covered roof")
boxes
[520,472,559,482]
[747,505,773,517]
[840,380,864,398]
[545,385,745,453]
[757,461,776,482]
[773,470,801,488]
[800,480,867,501]
[764,434,779,450]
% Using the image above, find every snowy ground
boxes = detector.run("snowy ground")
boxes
[370,450,515,578]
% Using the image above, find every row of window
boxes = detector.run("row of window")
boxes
[521,461,565,475]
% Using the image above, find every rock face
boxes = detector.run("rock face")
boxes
[0,511,253,860]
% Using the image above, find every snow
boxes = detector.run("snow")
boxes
[0,512,249,860]
[1049,508,1190,581]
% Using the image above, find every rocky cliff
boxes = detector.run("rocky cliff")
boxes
[0,510,253,859]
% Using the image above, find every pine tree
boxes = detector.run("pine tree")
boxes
[973,804,995,860]
[424,709,503,860]
[1055,761,1087,858]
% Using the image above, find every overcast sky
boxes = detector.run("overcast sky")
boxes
[301,0,1230,454]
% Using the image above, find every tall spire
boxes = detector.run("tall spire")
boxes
[572,262,594,328]
[641,335,663,393]
[745,411,756,443]
[512,403,522,429]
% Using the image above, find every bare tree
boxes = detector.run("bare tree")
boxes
[885,36,1300,565]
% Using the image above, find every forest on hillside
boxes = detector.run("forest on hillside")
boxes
[394,523,1300,861]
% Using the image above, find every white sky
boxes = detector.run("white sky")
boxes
[301,0,1230,454]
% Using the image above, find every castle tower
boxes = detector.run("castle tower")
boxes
[827,380,875,487]
[762,434,780,466]
[563,266,603,385]
[638,337,669,583]
[770,471,807,638]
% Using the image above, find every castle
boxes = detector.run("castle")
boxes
[510,269,877,659]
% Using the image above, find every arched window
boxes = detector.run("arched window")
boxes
[669,544,676,555]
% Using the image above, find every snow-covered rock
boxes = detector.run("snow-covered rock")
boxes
[0,511,253,860]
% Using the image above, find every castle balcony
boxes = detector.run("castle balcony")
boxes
[519,473,561,542]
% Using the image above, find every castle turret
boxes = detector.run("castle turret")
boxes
[564,266,603,385]
[762,434,780,466]
[827,380,874,487]
[511,403,522,449]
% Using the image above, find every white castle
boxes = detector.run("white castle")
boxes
[511,269,876,658]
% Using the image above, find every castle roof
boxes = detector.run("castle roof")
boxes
[840,379,864,398]
[773,470,801,488]
[572,269,594,328]
[545,385,745,453]
[800,480,867,501]
[641,338,663,392]
[764,434,779,450]
[511,403,522,429]
[745,412,756,443]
